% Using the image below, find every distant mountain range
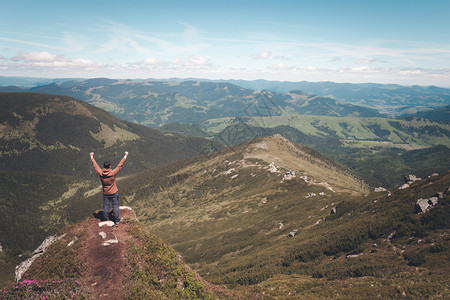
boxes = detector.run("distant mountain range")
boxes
[221,79,450,117]
[1,76,449,120]
[20,79,384,127]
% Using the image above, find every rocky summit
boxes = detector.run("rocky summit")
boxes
[2,207,230,299]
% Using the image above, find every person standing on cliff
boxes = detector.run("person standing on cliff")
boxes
[90,151,128,224]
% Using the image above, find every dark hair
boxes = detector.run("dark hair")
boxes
[103,161,111,169]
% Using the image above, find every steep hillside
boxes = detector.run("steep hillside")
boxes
[202,115,450,148]
[205,118,450,187]
[1,207,229,299]
[159,122,211,138]
[27,79,383,127]
[0,92,219,284]
[0,92,218,176]
[2,135,449,298]
[116,138,449,298]
[402,105,450,121]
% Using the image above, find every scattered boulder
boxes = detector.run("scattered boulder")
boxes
[314,219,323,226]
[404,174,421,184]
[306,192,316,198]
[288,229,298,237]
[224,168,235,175]
[119,206,133,210]
[428,197,439,206]
[398,183,410,190]
[330,207,337,215]
[279,221,284,230]
[102,239,119,246]
[268,162,279,173]
[415,194,442,214]
[15,234,66,282]
[281,170,296,182]
[374,187,387,192]
[0,242,2,253]
[416,198,431,213]
[99,221,115,227]
[67,237,78,247]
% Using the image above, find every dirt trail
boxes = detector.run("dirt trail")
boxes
[84,208,133,300]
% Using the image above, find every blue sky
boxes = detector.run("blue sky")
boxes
[1,0,449,86]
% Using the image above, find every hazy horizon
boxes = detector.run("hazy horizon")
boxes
[1,0,450,87]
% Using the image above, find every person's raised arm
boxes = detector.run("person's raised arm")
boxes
[90,152,102,175]
[110,151,129,176]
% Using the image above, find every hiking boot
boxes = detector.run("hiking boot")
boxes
[115,217,123,225]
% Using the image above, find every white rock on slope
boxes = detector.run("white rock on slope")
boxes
[15,234,66,282]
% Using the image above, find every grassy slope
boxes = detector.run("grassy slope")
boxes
[0,92,219,177]
[111,135,449,298]
[1,210,223,299]
[202,115,450,148]
[0,92,219,285]
[200,115,450,187]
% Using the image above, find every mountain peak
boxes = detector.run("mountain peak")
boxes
[5,207,227,299]
[242,134,367,194]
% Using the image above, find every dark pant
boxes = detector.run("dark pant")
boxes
[103,192,120,222]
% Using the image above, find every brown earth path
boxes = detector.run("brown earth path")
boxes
[84,207,133,300]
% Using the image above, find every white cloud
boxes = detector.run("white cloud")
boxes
[128,55,213,73]
[355,58,387,65]
[253,51,272,60]
[187,55,209,66]
[142,57,160,65]
[331,56,342,62]
[12,51,67,62]
[6,51,99,71]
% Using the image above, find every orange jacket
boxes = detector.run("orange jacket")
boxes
[91,156,127,195]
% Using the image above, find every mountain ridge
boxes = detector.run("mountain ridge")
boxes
[112,134,450,298]
[2,76,449,118]
[13,79,385,127]
[2,207,227,299]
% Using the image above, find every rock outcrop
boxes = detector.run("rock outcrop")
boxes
[281,170,296,182]
[415,191,447,213]
[15,234,66,282]
[405,174,422,184]
[398,183,410,190]
[399,174,423,190]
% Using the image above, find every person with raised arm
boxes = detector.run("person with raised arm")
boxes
[90,151,128,224]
